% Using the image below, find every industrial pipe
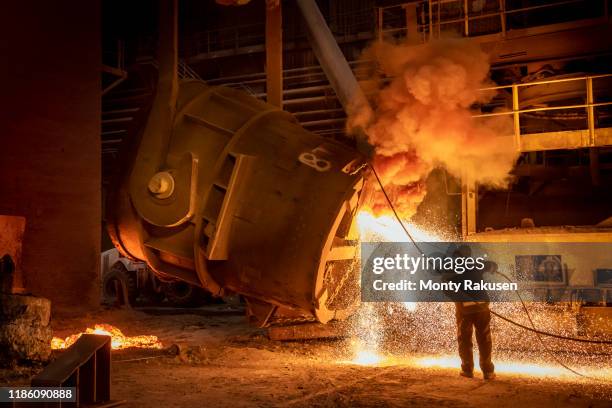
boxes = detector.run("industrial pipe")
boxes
[296,0,372,129]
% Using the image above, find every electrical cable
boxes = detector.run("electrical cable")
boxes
[489,309,612,345]
[497,271,612,345]
[367,163,612,381]
[368,163,424,254]
[368,163,612,345]
[495,271,610,381]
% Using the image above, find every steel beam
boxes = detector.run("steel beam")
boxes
[265,0,283,108]
[405,3,419,44]
[32,334,122,407]
[587,76,600,186]
[461,176,477,237]
[295,0,370,122]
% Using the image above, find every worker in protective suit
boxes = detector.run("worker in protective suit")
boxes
[455,300,495,379]
[448,245,496,380]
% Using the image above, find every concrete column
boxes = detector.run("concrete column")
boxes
[0,1,101,312]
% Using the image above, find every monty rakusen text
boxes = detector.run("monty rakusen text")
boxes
[368,253,518,292]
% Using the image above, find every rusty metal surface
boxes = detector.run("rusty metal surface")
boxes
[267,321,350,341]
[31,334,122,407]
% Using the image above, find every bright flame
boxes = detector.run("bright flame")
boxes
[356,210,441,242]
[51,324,163,350]
[352,349,385,366]
[349,211,436,366]
[344,352,611,380]
[411,354,612,379]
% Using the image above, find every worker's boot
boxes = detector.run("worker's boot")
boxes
[483,371,496,380]
[459,370,474,378]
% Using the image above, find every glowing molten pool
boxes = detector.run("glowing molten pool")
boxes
[51,324,163,350]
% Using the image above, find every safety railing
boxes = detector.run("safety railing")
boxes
[377,0,609,42]
[462,73,612,237]
[473,74,612,152]
[102,40,128,95]
[146,58,202,80]
[102,39,125,72]
[183,7,377,58]
[185,22,265,57]
[178,60,202,80]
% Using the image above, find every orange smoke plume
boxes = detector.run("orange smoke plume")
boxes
[351,39,517,219]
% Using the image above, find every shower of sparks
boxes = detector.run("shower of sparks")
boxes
[350,209,440,367]
[352,349,385,366]
[349,301,384,365]
[349,209,612,384]
[51,324,163,350]
[355,210,444,242]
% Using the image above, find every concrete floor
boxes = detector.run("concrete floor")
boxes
[2,307,611,408]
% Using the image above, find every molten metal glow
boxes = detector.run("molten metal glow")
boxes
[412,354,574,378]
[51,324,163,350]
[347,351,611,380]
[355,210,441,242]
[352,349,385,366]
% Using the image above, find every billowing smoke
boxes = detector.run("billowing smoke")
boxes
[350,39,518,219]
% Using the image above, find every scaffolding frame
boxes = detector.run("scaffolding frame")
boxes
[463,73,612,237]
[474,73,612,152]
[376,0,609,42]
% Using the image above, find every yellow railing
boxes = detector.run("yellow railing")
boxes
[473,74,612,152]
[377,0,608,41]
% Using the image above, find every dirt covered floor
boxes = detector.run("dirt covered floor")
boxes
[2,305,611,408]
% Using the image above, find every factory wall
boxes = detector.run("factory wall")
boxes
[0,1,101,312]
